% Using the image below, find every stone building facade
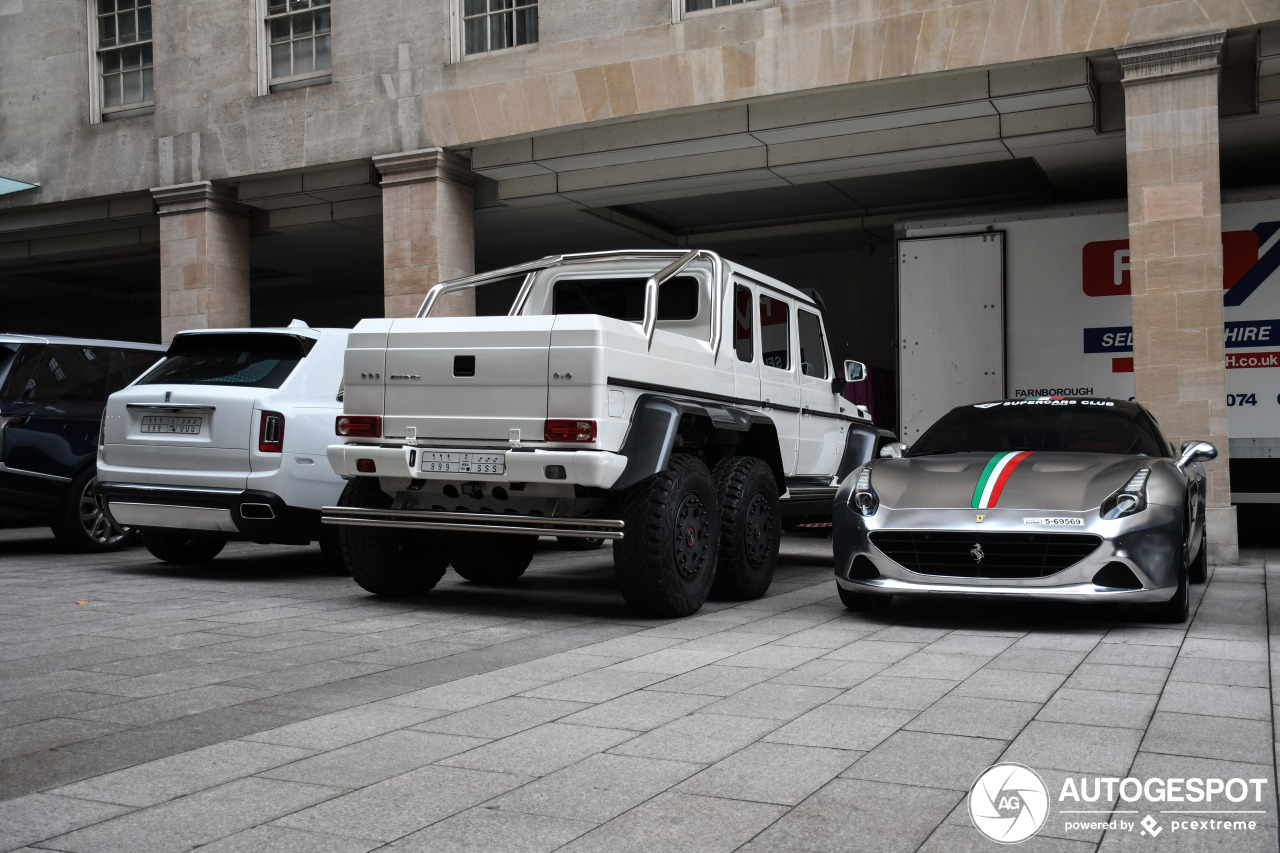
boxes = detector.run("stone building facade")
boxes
[4,0,1280,558]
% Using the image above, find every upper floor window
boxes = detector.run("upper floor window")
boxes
[93,0,153,120]
[265,0,331,91]
[463,0,538,56]
[678,0,771,20]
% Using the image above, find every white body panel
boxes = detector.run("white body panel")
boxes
[98,327,349,530]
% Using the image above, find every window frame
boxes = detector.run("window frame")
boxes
[673,0,774,22]
[257,0,332,95]
[797,308,830,380]
[86,0,154,124]
[450,0,539,63]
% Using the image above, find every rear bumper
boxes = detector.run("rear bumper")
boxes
[326,443,628,489]
[98,482,322,543]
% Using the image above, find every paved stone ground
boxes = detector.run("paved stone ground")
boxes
[0,526,1276,852]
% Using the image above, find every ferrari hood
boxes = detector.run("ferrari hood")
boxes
[870,452,1152,512]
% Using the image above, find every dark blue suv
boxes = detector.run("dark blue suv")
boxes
[0,334,166,551]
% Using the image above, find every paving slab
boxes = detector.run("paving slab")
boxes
[1,530,1276,852]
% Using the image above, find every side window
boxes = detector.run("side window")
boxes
[798,310,828,379]
[733,285,753,363]
[26,346,112,403]
[759,294,790,371]
[107,348,159,395]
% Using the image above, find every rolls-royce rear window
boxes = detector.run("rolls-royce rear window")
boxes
[139,334,315,389]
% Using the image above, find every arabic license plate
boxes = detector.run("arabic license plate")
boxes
[1022,517,1084,526]
[141,416,203,435]
[420,450,506,475]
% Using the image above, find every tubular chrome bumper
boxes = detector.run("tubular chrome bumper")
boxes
[321,506,625,539]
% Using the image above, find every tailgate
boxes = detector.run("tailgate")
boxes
[382,316,553,443]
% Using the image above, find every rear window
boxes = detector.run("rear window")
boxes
[551,275,699,322]
[139,334,314,389]
[0,344,19,396]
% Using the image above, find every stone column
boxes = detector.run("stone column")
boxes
[1118,32,1236,563]
[373,148,476,318]
[150,182,251,342]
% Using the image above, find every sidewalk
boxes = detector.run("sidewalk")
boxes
[0,526,1275,852]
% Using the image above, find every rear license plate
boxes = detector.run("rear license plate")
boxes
[141,416,203,435]
[420,450,505,474]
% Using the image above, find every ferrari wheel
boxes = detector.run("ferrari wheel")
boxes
[1188,527,1207,585]
[1151,558,1189,624]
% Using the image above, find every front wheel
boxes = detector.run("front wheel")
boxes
[614,453,720,617]
[141,530,226,565]
[1188,527,1208,585]
[452,533,536,583]
[710,457,780,601]
[1151,558,1189,624]
[338,479,450,596]
[51,467,133,553]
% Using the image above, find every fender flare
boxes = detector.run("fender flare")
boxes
[835,423,899,484]
[613,395,782,490]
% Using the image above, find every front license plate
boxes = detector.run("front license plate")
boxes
[141,416,203,435]
[1022,517,1084,526]
[420,450,506,475]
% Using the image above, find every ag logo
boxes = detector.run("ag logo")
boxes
[969,763,1049,844]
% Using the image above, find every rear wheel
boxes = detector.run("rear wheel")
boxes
[51,467,132,553]
[837,585,892,612]
[338,479,449,596]
[710,457,780,601]
[614,453,720,617]
[451,533,536,583]
[141,530,226,565]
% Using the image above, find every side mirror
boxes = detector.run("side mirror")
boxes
[843,360,866,383]
[879,442,908,458]
[1177,439,1216,470]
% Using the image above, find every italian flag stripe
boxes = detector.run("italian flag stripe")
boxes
[971,451,1036,509]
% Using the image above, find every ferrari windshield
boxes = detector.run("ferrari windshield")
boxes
[908,401,1170,458]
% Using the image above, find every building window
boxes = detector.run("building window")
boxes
[677,0,771,19]
[94,0,153,119]
[463,0,538,56]
[265,0,331,91]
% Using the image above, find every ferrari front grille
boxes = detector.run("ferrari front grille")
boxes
[869,531,1102,579]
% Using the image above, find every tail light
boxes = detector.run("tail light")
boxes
[336,415,381,438]
[259,411,285,453]
[544,419,596,443]
[98,412,107,448]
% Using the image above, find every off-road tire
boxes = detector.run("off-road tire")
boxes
[51,467,132,553]
[556,535,605,551]
[614,453,720,617]
[141,530,226,565]
[710,456,780,601]
[837,585,892,612]
[451,533,536,583]
[1188,526,1208,584]
[338,479,449,596]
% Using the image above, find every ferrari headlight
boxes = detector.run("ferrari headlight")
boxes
[1101,467,1150,520]
[851,466,879,517]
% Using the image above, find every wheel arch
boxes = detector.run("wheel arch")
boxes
[613,395,783,490]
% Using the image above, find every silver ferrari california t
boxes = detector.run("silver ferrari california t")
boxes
[833,398,1216,623]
